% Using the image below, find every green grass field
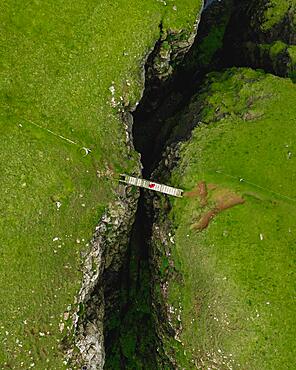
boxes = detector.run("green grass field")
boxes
[160,68,296,369]
[0,0,202,368]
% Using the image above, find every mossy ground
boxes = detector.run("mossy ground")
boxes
[255,41,296,79]
[261,0,295,31]
[0,0,202,368]
[161,68,296,369]
[288,46,296,81]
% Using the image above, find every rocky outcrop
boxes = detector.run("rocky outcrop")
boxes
[150,21,201,82]
[134,12,203,119]
[222,0,296,78]
[132,12,205,174]
[146,144,183,368]
[66,188,140,369]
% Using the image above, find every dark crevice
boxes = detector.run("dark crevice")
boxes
[103,0,294,367]
[132,0,235,177]
[104,194,156,369]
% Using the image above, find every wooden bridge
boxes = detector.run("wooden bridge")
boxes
[119,174,184,198]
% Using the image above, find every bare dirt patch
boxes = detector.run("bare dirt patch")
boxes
[188,182,245,231]
[184,181,208,206]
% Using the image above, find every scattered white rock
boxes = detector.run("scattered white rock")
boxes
[111,96,117,107]
[59,323,65,332]
[109,85,115,95]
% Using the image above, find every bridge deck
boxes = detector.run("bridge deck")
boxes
[119,174,183,198]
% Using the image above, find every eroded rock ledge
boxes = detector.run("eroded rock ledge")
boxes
[67,190,139,369]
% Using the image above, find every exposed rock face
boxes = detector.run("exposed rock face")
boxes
[132,15,205,175]
[146,144,183,368]
[137,14,203,118]
[150,20,201,83]
[222,0,296,77]
[67,190,140,369]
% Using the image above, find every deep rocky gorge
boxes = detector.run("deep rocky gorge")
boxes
[67,7,204,369]
[69,0,296,368]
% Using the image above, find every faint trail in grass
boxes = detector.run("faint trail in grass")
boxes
[215,169,296,204]
[20,117,92,156]
[21,117,78,145]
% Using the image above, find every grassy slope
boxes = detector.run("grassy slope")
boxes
[165,68,296,369]
[0,0,201,368]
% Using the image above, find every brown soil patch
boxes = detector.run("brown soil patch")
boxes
[243,110,264,121]
[192,188,245,231]
[207,183,218,191]
[213,189,245,211]
[192,209,219,231]
[184,182,245,231]
[184,181,208,207]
